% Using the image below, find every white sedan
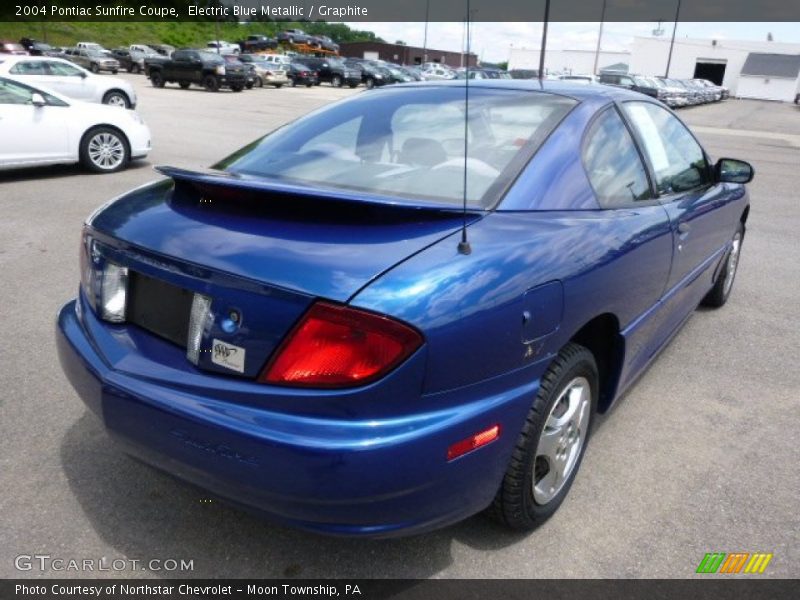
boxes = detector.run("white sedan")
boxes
[0,56,137,108]
[0,76,150,173]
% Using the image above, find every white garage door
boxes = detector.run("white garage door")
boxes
[736,76,798,102]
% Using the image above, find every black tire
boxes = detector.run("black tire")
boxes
[487,342,598,530]
[702,222,744,308]
[101,90,130,108]
[332,75,342,87]
[150,71,165,88]
[245,81,254,89]
[79,126,130,174]
[178,81,191,89]
[365,77,375,90]
[290,79,297,87]
[111,69,118,75]
[131,63,140,74]
[348,83,358,88]
[306,83,313,87]
[274,84,283,89]
[90,63,99,74]
[204,75,220,92]
[230,84,244,92]
[256,77,264,88]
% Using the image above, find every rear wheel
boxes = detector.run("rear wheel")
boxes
[178,81,191,89]
[90,63,99,73]
[487,343,597,530]
[79,127,129,174]
[203,75,220,92]
[365,77,375,89]
[230,84,244,92]
[245,81,254,89]
[150,71,165,88]
[111,69,118,75]
[702,223,744,308]
[332,75,342,87]
[102,90,130,108]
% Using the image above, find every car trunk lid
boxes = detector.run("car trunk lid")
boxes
[87,168,480,380]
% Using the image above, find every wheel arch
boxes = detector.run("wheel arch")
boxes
[103,88,132,104]
[740,203,750,232]
[79,124,131,157]
[567,313,625,413]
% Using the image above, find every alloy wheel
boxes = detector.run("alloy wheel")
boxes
[87,132,125,170]
[533,376,591,504]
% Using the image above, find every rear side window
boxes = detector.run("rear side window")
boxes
[9,61,47,75]
[622,101,710,195]
[46,61,83,76]
[582,107,653,208]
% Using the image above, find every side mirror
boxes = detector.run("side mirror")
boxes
[30,93,47,107]
[715,158,754,184]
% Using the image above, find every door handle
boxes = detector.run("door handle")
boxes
[677,222,691,235]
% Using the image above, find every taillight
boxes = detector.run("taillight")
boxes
[259,301,422,388]
[79,230,128,323]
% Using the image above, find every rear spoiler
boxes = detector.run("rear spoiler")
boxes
[156,166,486,215]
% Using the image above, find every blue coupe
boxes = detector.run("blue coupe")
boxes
[57,81,753,536]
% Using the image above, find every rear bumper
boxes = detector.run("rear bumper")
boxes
[56,299,536,537]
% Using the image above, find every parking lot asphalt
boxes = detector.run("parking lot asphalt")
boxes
[1,77,798,579]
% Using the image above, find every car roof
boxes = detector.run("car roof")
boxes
[387,78,648,101]
[0,55,71,64]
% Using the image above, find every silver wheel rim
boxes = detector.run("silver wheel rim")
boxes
[106,94,126,108]
[87,132,125,170]
[533,376,591,505]
[723,233,742,296]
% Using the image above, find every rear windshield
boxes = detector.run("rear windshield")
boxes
[218,86,576,208]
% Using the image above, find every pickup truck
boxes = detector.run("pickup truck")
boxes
[237,35,278,53]
[147,49,248,92]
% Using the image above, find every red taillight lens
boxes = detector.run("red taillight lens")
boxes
[259,302,423,388]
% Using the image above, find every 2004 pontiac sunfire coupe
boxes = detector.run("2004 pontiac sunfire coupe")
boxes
[57,80,753,536]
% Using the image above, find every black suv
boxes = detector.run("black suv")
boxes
[343,58,390,89]
[300,57,361,87]
[599,72,659,98]
[19,38,60,57]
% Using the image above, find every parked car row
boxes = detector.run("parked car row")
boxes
[599,72,729,108]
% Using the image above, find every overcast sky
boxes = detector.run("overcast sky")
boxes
[346,22,800,63]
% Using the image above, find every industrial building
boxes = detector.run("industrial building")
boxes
[508,35,800,102]
[508,47,631,76]
[629,36,800,102]
[339,41,478,68]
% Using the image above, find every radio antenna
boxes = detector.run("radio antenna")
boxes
[457,0,472,255]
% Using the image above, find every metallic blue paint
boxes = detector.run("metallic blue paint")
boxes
[56,81,750,536]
